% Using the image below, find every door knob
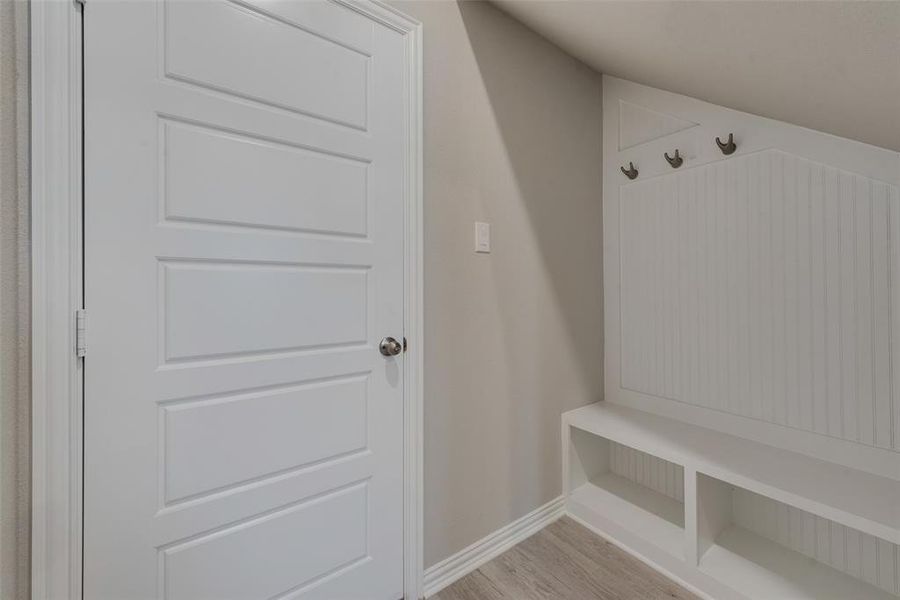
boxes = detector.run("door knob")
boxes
[379,336,403,357]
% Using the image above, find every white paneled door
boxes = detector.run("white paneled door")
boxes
[83,2,407,598]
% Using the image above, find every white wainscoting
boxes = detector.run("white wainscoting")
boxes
[603,75,900,478]
[600,75,900,599]
[619,149,900,451]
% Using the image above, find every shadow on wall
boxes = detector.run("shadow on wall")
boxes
[457,1,604,515]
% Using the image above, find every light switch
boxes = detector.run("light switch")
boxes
[475,222,491,253]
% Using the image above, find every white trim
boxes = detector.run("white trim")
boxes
[30,1,83,599]
[30,2,424,599]
[401,11,425,600]
[350,3,426,598]
[612,389,899,480]
[334,5,425,597]
[423,496,566,598]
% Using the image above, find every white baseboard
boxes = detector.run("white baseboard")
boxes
[422,495,565,598]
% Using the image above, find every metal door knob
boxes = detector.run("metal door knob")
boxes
[379,337,403,357]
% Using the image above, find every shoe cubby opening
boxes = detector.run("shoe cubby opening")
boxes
[696,473,900,600]
[567,427,685,558]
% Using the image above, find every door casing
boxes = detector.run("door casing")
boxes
[29,2,423,598]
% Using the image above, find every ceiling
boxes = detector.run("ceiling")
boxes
[489,0,900,153]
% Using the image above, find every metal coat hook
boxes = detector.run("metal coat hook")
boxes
[716,133,737,155]
[620,162,638,180]
[664,149,683,168]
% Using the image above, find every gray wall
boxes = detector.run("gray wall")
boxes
[492,0,900,153]
[0,1,30,599]
[387,0,604,568]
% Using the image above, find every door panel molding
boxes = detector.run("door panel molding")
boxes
[30,2,423,598]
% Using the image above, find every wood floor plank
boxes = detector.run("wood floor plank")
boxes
[430,569,507,600]
[430,516,699,600]
[513,528,625,599]
[480,546,577,599]
[544,518,694,599]
[539,518,695,600]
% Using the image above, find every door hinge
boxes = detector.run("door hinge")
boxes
[75,309,87,358]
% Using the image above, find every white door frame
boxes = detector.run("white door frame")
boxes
[30,1,423,598]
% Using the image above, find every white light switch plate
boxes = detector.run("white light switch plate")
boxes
[475,222,491,253]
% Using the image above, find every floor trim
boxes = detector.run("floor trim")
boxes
[422,496,565,598]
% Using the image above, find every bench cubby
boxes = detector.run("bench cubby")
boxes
[563,402,900,599]
[697,473,898,599]
[567,428,685,559]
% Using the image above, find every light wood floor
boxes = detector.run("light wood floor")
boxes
[429,516,699,600]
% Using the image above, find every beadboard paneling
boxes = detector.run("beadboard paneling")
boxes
[609,441,684,503]
[620,149,900,452]
[733,487,900,596]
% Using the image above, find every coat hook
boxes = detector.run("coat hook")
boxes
[664,149,683,168]
[716,133,737,155]
[620,162,638,180]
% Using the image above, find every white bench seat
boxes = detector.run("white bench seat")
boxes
[565,401,900,544]
[563,401,900,599]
